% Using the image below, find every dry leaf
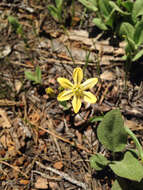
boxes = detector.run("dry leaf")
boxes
[100,71,115,81]
[8,146,17,157]
[35,177,48,189]
[75,130,82,145]
[124,120,137,130]
[19,179,30,185]
[53,161,63,170]
[0,45,11,59]
[14,80,22,93]
[0,135,7,148]
[49,182,59,190]
[0,109,11,128]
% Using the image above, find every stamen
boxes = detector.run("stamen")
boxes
[72,84,83,96]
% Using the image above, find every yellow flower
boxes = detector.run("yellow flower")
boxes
[45,87,55,97]
[57,67,98,113]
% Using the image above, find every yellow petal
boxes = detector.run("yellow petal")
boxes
[81,78,98,90]
[57,78,73,89]
[83,91,97,103]
[72,67,83,85]
[72,95,82,113]
[57,90,73,101]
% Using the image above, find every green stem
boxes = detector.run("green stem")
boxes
[125,126,143,162]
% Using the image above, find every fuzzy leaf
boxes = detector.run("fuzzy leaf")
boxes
[97,109,127,152]
[90,153,110,171]
[111,180,122,190]
[109,151,143,182]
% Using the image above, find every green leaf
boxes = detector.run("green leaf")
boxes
[25,66,42,84]
[119,22,134,39]
[90,153,110,171]
[99,0,112,17]
[105,8,115,27]
[132,0,143,23]
[109,1,130,15]
[78,0,98,12]
[25,71,36,82]
[90,116,104,123]
[8,16,20,31]
[109,151,143,182]
[126,36,136,52]
[55,0,63,9]
[121,55,127,61]
[119,22,136,51]
[111,180,122,190]
[47,5,59,22]
[59,101,70,110]
[121,1,133,12]
[97,109,127,152]
[132,48,143,61]
[112,178,143,190]
[134,20,143,46]
[16,25,23,35]
[92,18,108,30]
[35,66,42,84]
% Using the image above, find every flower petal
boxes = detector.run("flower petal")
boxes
[83,91,97,103]
[72,95,82,113]
[72,67,83,85]
[81,78,98,90]
[57,78,73,89]
[57,90,73,101]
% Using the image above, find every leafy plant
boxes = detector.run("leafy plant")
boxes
[78,0,131,31]
[90,109,143,189]
[119,20,143,63]
[8,16,28,47]
[25,65,42,84]
[47,0,63,23]
[78,0,143,62]
[8,16,23,36]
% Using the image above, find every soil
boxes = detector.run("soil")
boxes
[0,1,143,190]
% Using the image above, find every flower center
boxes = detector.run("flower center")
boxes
[72,84,83,96]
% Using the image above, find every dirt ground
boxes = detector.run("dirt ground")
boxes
[0,1,143,190]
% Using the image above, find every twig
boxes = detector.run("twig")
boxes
[32,170,61,181]
[99,83,112,105]
[0,160,28,178]
[47,119,62,157]
[38,126,91,153]
[36,161,89,190]
[0,99,24,106]
[0,3,35,13]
